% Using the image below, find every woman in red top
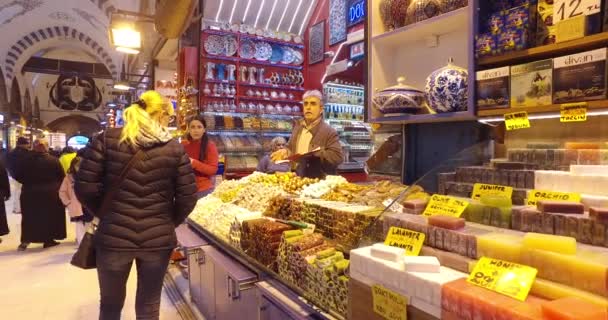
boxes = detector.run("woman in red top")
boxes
[182,115,219,199]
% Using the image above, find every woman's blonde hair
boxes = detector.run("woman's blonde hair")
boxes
[120,90,173,145]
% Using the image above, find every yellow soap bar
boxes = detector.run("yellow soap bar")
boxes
[468,260,608,307]
[523,233,577,255]
[476,233,524,262]
[521,248,608,297]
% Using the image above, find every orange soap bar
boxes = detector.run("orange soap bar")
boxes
[542,297,608,320]
[428,216,465,230]
[565,142,601,149]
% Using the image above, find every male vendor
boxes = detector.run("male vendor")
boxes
[271,90,343,178]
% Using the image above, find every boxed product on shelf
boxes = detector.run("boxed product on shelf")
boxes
[510,59,553,107]
[536,0,555,45]
[476,66,510,109]
[475,33,499,58]
[553,48,607,104]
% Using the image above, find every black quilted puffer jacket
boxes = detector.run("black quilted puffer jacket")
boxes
[75,128,198,251]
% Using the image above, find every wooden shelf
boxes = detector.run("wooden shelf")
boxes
[371,7,469,48]
[477,99,608,117]
[370,110,476,124]
[477,32,608,68]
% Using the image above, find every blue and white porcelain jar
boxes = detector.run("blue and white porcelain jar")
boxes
[425,58,468,113]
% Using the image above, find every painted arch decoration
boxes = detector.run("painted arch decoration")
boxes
[3,25,119,81]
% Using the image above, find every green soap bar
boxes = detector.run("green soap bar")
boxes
[284,230,303,238]
[480,194,512,207]
[285,235,305,244]
[466,201,485,224]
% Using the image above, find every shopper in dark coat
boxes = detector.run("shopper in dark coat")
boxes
[0,159,11,243]
[6,137,30,214]
[75,91,197,320]
[15,139,66,250]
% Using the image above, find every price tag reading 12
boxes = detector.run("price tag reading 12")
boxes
[504,111,530,131]
[554,0,601,23]
[423,195,469,218]
[384,227,425,256]
[468,257,538,301]
[372,284,407,320]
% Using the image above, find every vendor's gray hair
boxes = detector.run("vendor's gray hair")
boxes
[303,90,323,101]
[270,136,287,149]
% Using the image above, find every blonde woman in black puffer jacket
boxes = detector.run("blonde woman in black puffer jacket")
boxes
[75,90,197,320]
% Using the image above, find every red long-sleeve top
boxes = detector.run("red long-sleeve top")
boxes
[182,139,219,192]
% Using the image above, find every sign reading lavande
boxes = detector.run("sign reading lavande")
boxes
[384,227,425,256]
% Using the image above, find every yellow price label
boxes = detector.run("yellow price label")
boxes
[467,257,538,301]
[560,103,587,122]
[384,227,426,256]
[556,15,586,42]
[372,284,408,320]
[422,195,469,218]
[504,111,530,131]
[472,183,513,201]
[526,190,581,206]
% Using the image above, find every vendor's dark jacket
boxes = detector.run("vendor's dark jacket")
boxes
[287,119,344,178]
[75,128,198,251]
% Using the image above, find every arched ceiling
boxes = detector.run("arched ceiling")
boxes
[204,0,318,36]
[0,0,146,87]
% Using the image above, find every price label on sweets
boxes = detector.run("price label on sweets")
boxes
[472,183,513,201]
[504,111,530,131]
[468,257,538,301]
[560,103,587,122]
[372,284,407,320]
[527,190,581,206]
[554,0,601,23]
[423,195,469,218]
[384,227,426,256]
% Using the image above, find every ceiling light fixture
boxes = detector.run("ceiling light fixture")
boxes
[254,0,266,27]
[109,19,141,54]
[243,0,253,23]
[298,0,316,35]
[113,81,132,91]
[277,0,292,30]
[229,0,239,23]
[288,0,303,33]
[266,0,279,29]
[215,0,224,22]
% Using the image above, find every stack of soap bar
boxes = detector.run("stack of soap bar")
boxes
[428,216,466,230]
[541,297,608,320]
[522,233,577,255]
[535,170,608,197]
[371,243,405,263]
[538,200,585,214]
[528,143,561,149]
[565,142,601,149]
[441,279,546,320]
[590,207,608,223]
[403,256,440,273]
[571,165,608,175]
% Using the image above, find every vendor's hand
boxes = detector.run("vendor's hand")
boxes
[271,148,289,162]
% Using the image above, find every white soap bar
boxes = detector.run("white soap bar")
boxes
[403,256,441,273]
[571,165,608,176]
[371,243,405,262]
[411,297,441,319]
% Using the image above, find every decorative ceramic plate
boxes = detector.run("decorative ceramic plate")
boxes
[204,35,224,55]
[231,24,240,32]
[240,24,249,34]
[247,25,256,35]
[223,36,238,56]
[292,49,304,65]
[281,46,295,64]
[221,22,231,31]
[270,45,284,64]
[283,33,292,42]
[256,28,264,36]
[239,40,256,59]
[294,35,303,44]
[254,41,272,61]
